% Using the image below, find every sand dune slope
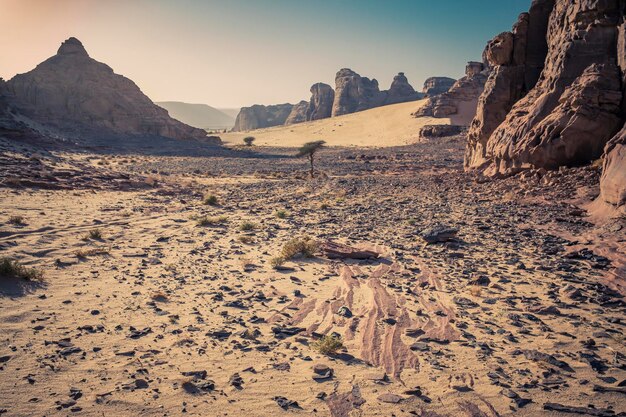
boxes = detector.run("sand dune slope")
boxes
[222,99,476,148]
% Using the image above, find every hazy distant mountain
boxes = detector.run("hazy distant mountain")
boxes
[216,108,241,120]
[157,101,236,130]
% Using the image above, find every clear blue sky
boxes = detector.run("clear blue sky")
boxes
[2,0,530,107]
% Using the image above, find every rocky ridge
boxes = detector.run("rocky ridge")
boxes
[422,76,456,96]
[413,62,489,118]
[3,38,217,145]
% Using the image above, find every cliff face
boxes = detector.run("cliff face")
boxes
[332,68,387,117]
[306,83,334,121]
[422,77,456,97]
[5,37,216,143]
[232,103,293,131]
[465,0,626,208]
[414,62,488,118]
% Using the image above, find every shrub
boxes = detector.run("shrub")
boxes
[83,229,103,240]
[281,237,318,260]
[275,210,288,219]
[196,215,228,227]
[8,215,25,226]
[239,221,257,232]
[243,136,256,146]
[74,247,110,259]
[0,257,43,281]
[238,235,254,244]
[203,194,218,206]
[270,256,285,269]
[311,334,344,356]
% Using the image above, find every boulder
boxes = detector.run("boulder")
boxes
[420,125,464,138]
[306,83,334,121]
[383,72,421,105]
[600,126,626,208]
[484,32,514,66]
[4,37,216,143]
[332,68,386,116]
[232,103,293,131]
[285,100,309,125]
[422,77,456,96]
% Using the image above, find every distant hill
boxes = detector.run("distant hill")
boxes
[216,108,241,120]
[156,101,236,130]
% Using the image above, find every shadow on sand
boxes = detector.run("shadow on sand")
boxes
[0,278,47,298]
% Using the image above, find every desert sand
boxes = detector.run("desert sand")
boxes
[1,133,625,417]
[222,99,477,148]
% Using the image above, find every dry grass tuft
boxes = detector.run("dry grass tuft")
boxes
[281,237,318,260]
[8,215,25,226]
[83,229,103,240]
[195,215,228,227]
[74,247,110,259]
[203,194,219,206]
[239,221,258,232]
[0,257,43,281]
[238,235,254,244]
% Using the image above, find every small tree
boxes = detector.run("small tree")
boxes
[297,140,325,177]
[243,136,255,146]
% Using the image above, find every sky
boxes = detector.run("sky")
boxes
[1,0,530,108]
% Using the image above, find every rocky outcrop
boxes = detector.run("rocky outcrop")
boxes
[414,62,488,118]
[4,37,217,143]
[383,72,422,105]
[306,83,334,121]
[466,0,626,183]
[232,103,293,131]
[332,68,387,117]
[466,1,553,169]
[422,77,456,96]
[420,125,464,138]
[601,126,626,207]
[285,101,309,125]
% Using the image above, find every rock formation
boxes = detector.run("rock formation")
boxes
[4,37,217,143]
[383,72,422,105]
[285,101,309,125]
[601,126,626,207]
[332,68,387,117]
[465,0,626,193]
[232,103,293,131]
[422,77,456,96]
[414,62,488,118]
[306,83,335,121]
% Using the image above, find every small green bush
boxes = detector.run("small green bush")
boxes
[311,334,344,356]
[275,210,288,219]
[8,216,25,226]
[203,194,218,206]
[196,215,228,227]
[239,221,257,232]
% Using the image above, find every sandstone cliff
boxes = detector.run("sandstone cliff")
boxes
[306,83,334,121]
[4,38,217,144]
[466,1,625,180]
[422,77,456,96]
[414,62,488,118]
[332,68,387,117]
[285,101,309,125]
[232,103,293,131]
[383,72,422,105]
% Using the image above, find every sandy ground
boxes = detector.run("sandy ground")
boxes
[0,135,625,417]
[222,100,477,148]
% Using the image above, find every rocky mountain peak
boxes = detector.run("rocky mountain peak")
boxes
[57,37,89,56]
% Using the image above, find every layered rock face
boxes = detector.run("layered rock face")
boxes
[4,37,215,143]
[332,68,387,116]
[285,101,309,125]
[306,83,334,121]
[383,72,421,105]
[465,0,626,188]
[422,77,456,96]
[232,103,293,131]
[414,62,488,118]
[601,126,626,207]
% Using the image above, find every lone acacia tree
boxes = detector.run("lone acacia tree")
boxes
[297,140,325,177]
[243,136,255,146]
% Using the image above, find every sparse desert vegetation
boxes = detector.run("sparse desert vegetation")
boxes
[0,257,43,281]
